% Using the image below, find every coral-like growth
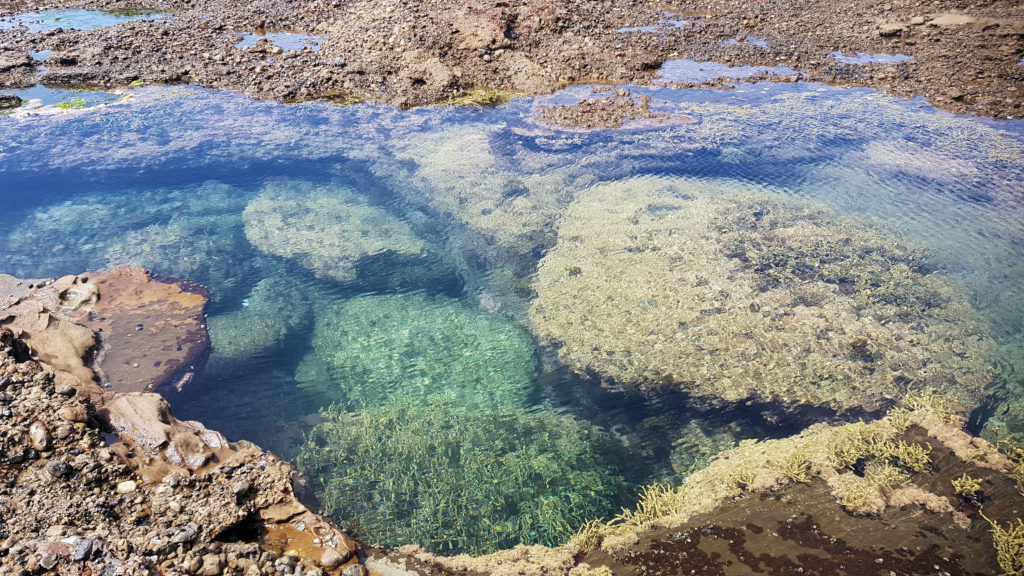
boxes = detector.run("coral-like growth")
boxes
[983,513,1024,576]
[530,177,995,414]
[953,473,983,497]
[296,398,630,555]
[242,180,426,283]
[307,291,536,411]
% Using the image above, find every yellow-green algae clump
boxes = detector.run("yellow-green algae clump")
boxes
[529,176,995,414]
[242,180,426,283]
[296,397,631,555]
[306,291,536,411]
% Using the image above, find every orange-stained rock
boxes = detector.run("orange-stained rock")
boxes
[0,265,210,396]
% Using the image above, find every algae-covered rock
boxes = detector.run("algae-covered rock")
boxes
[309,292,535,411]
[370,124,577,251]
[529,177,995,414]
[297,397,631,555]
[242,180,426,284]
[206,276,312,368]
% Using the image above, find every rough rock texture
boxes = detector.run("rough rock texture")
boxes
[243,181,426,284]
[529,177,996,415]
[0,0,1020,118]
[0,327,362,575]
[0,266,210,396]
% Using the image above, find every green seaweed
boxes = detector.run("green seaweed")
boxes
[296,397,631,555]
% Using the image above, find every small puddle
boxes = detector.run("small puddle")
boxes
[0,9,171,32]
[2,85,120,115]
[617,12,688,33]
[30,50,51,62]
[235,32,324,52]
[655,58,798,83]
[830,51,914,65]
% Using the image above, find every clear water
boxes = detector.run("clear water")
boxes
[235,32,324,52]
[0,9,171,32]
[830,51,914,65]
[1,71,1023,555]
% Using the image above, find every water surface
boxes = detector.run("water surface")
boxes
[1,71,1022,555]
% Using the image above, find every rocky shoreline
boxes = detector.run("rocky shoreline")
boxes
[0,0,1021,119]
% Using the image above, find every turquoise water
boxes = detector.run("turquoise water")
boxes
[0,9,171,32]
[1,69,1023,554]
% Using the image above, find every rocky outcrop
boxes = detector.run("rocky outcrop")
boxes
[0,265,210,397]
[0,270,365,575]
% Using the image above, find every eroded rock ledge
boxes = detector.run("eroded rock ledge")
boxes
[0,267,363,575]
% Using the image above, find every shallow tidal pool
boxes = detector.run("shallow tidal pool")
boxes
[1,70,1023,555]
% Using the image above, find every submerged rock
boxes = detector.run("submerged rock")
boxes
[243,180,427,284]
[308,291,536,411]
[0,265,210,396]
[529,177,995,415]
[206,276,312,368]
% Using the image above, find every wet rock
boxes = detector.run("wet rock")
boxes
[0,94,22,109]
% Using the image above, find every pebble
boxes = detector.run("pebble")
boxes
[29,420,52,451]
[116,480,138,494]
[342,565,367,576]
[45,459,72,480]
[197,553,223,576]
[910,16,925,25]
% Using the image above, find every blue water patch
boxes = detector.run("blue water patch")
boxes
[235,32,324,52]
[0,9,171,32]
[723,36,769,49]
[617,12,687,33]
[830,51,914,65]
[5,85,120,110]
[656,58,798,83]
[30,50,51,62]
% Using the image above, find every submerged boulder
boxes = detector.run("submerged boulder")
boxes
[529,177,995,415]
[242,180,427,284]
[206,276,312,368]
[308,291,535,411]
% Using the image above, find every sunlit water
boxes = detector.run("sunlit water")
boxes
[1,70,1023,554]
[0,9,171,32]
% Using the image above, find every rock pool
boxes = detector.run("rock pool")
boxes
[1,72,1022,557]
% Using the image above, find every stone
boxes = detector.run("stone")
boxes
[116,480,138,494]
[45,459,72,480]
[878,22,904,36]
[29,420,52,451]
[910,16,926,25]
[57,403,89,423]
[198,553,223,576]
[0,94,21,110]
[319,548,346,570]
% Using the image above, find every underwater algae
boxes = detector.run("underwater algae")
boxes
[307,291,535,411]
[296,396,631,555]
[242,180,427,283]
[530,176,996,414]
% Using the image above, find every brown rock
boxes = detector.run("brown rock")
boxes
[57,403,89,423]
[878,22,904,36]
[320,548,346,571]
[197,553,222,576]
